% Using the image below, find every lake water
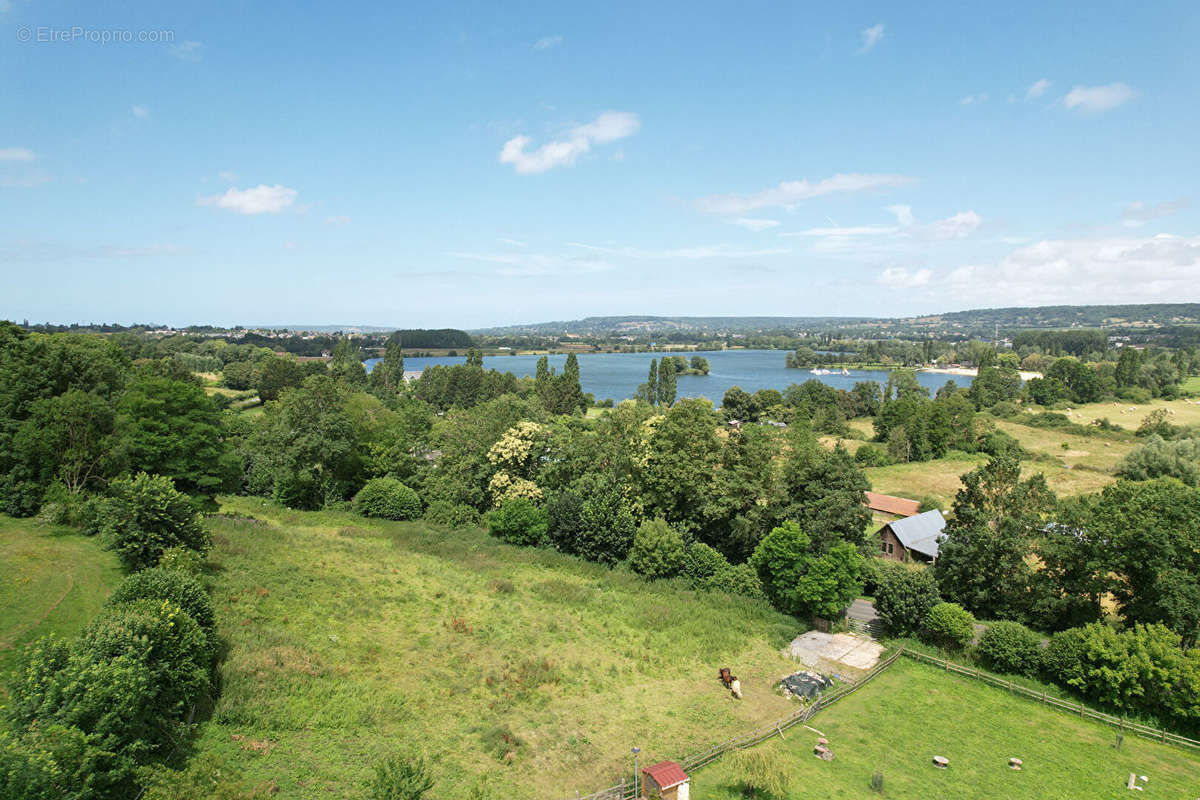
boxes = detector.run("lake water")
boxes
[365,350,972,404]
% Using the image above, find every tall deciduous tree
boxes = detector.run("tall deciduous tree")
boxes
[750,520,862,618]
[657,356,677,407]
[369,338,406,393]
[778,428,871,551]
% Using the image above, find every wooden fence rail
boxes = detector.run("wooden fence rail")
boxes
[567,646,1200,800]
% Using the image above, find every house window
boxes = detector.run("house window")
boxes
[887,542,894,554]
[880,541,888,553]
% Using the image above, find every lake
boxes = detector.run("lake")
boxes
[365,349,972,404]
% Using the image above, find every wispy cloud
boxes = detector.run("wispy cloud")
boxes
[696,173,913,215]
[198,184,298,214]
[925,210,982,240]
[499,111,640,174]
[533,35,563,50]
[498,237,528,247]
[132,105,150,119]
[1025,79,1051,100]
[730,218,780,232]
[1,240,187,261]
[1120,199,1189,228]
[1,174,52,188]
[877,267,932,288]
[858,23,884,53]
[1064,82,1137,112]
[0,147,36,162]
[781,207,981,253]
[566,242,789,259]
[782,225,898,238]
[170,41,203,61]
[960,92,989,105]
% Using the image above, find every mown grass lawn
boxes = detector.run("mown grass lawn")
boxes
[691,656,1200,800]
[0,515,122,676]
[194,498,805,800]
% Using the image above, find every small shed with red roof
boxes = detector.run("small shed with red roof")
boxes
[642,761,689,800]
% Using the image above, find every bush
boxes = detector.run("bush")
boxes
[1041,626,1089,680]
[683,542,729,583]
[157,545,206,578]
[872,561,940,636]
[354,477,422,521]
[728,747,790,799]
[486,498,547,546]
[629,519,688,580]
[106,567,215,637]
[922,602,975,649]
[368,753,435,800]
[96,473,208,571]
[702,563,767,601]
[422,499,480,529]
[544,476,636,566]
[853,444,892,467]
[976,620,1042,676]
[988,401,1019,418]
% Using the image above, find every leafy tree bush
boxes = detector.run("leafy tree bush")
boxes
[354,477,422,520]
[545,475,636,565]
[1117,435,1200,486]
[422,499,480,529]
[853,443,892,467]
[703,563,768,601]
[922,602,975,650]
[976,620,1042,676]
[486,498,548,546]
[628,518,687,579]
[728,747,790,799]
[750,521,862,618]
[106,567,215,637]
[873,561,941,636]
[368,753,435,800]
[683,542,730,583]
[1040,626,1089,680]
[157,545,206,578]
[96,473,209,571]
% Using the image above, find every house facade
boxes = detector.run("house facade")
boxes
[877,509,947,563]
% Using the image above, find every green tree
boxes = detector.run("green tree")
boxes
[721,386,759,422]
[354,477,422,520]
[639,398,721,533]
[255,355,307,402]
[750,520,863,618]
[976,620,1042,676]
[922,602,976,649]
[873,562,941,635]
[1117,436,1200,486]
[487,497,548,546]
[656,356,677,407]
[701,424,782,561]
[97,473,210,571]
[546,473,636,565]
[559,353,586,413]
[369,338,406,393]
[778,429,871,551]
[933,454,1056,621]
[114,375,238,495]
[10,389,117,495]
[629,518,688,579]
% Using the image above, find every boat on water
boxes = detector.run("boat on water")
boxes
[809,368,832,375]
[841,367,850,376]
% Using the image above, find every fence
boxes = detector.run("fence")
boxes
[567,649,905,800]
[566,646,1200,800]
[899,649,1200,754]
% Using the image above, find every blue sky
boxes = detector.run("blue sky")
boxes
[2,1,1198,328]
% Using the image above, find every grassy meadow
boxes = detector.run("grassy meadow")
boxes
[0,516,122,676]
[691,656,1200,800]
[193,498,805,800]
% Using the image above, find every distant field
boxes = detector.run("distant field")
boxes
[1183,376,1200,394]
[0,515,122,675]
[1063,397,1200,430]
[691,656,1200,800]
[192,498,804,800]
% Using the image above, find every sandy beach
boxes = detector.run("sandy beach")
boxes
[919,366,1044,381]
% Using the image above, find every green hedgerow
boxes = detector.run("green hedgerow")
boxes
[976,620,1042,677]
[629,518,687,580]
[922,602,976,650]
[96,473,208,572]
[106,566,215,637]
[487,498,548,547]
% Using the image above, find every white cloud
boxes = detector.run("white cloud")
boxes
[1026,79,1051,100]
[946,234,1200,305]
[324,215,351,226]
[886,204,914,226]
[858,23,884,53]
[170,41,203,61]
[925,210,982,240]
[696,173,913,215]
[218,170,238,182]
[960,92,989,105]
[533,35,563,50]
[1120,199,1189,227]
[566,242,789,259]
[499,111,640,174]
[782,225,898,238]
[730,218,780,231]
[132,105,150,119]
[1064,82,1136,112]
[0,148,35,162]
[877,267,932,288]
[198,184,298,214]
[498,237,528,247]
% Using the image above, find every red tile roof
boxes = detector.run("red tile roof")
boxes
[865,491,920,517]
[643,761,688,790]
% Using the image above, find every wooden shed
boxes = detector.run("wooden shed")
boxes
[642,761,689,800]
[878,509,946,563]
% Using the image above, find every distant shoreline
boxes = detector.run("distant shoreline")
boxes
[920,366,1043,381]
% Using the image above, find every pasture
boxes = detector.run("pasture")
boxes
[189,498,804,800]
[691,656,1200,800]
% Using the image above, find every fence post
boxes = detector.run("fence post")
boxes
[1080,702,1085,717]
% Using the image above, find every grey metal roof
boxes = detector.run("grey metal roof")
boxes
[887,509,946,559]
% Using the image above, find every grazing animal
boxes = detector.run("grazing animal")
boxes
[730,677,742,699]
[719,668,732,688]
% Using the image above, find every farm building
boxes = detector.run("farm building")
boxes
[641,761,689,800]
[878,509,946,563]
[864,491,921,518]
